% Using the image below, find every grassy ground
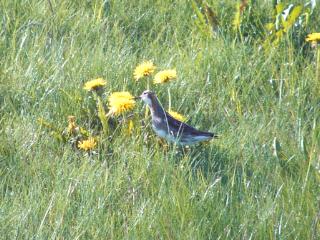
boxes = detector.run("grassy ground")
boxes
[1,0,320,239]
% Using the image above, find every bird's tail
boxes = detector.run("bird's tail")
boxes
[200,131,219,139]
[210,132,219,139]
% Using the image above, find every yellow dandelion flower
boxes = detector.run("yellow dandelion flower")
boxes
[67,115,75,133]
[167,110,186,122]
[153,69,177,84]
[306,33,320,44]
[134,61,156,80]
[78,138,96,150]
[108,92,136,115]
[83,78,107,91]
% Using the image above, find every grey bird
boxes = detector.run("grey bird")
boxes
[137,90,218,146]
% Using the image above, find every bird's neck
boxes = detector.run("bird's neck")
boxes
[150,102,166,118]
[146,96,166,118]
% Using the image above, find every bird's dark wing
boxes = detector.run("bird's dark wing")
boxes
[164,112,218,138]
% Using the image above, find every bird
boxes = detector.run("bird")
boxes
[137,90,218,146]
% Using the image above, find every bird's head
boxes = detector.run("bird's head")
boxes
[136,90,157,109]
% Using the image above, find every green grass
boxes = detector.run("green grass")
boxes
[1,0,320,239]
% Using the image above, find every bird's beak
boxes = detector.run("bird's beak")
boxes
[134,96,140,100]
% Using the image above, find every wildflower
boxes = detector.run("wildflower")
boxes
[134,61,156,80]
[306,33,320,81]
[83,78,107,91]
[153,69,177,84]
[306,33,320,45]
[167,110,186,122]
[67,115,75,133]
[108,92,136,115]
[78,138,96,150]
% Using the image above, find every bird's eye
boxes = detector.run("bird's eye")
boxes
[143,92,147,95]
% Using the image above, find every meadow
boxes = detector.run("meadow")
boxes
[1,0,320,239]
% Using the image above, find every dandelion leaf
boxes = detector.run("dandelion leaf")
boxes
[283,5,303,32]
[194,19,204,30]
[37,118,57,131]
[97,97,109,134]
[79,127,89,138]
[51,131,62,140]
[265,22,274,31]
[276,2,285,15]
[193,19,211,38]
[275,29,283,38]
[190,0,206,26]
[124,113,141,136]
[272,38,280,46]
[128,119,133,134]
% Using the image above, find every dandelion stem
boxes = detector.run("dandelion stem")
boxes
[145,78,150,120]
[316,47,320,84]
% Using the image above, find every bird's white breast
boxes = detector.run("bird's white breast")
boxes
[152,125,177,143]
[142,97,153,108]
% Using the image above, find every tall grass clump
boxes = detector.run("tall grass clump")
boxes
[1,0,320,239]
